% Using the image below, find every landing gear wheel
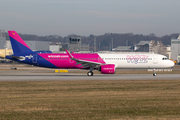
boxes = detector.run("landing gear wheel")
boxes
[153,69,157,77]
[87,71,93,76]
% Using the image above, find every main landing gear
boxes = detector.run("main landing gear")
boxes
[153,69,157,76]
[87,71,93,76]
[87,67,94,76]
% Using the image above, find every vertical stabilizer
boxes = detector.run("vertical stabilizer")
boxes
[177,35,180,39]
[8,31,33,55]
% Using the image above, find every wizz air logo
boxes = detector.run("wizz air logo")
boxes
[25,55,33,59]
[127,55,149,64]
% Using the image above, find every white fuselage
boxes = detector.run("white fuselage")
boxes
[99,53,174,69]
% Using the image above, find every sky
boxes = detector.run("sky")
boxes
[0,0,180,37]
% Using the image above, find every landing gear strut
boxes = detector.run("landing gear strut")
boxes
[153,69,157,76]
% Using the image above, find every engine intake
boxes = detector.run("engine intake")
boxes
[99,64,115,74]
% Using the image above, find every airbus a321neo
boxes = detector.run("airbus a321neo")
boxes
[6,31,174,76]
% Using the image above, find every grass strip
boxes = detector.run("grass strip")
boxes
[0,80,180,119]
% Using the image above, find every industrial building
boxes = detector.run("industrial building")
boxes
[4,40,50,51]
[69,37,89,52]
[49,42,63,53]
[113,40,171,59]
[25,41,49,51]
[49,37,89,53]
[135,40,158,53]
[112,46,134,52]
[135,41,152,52]
[113,40,158,53]
[166,45,171,59]
[69,37,81,52]
[171,35,180,61]
[0,30,6,49]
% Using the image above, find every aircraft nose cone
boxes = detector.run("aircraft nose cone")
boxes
[169,61,175,67]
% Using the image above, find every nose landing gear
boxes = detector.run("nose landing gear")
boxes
[153,69,157,76]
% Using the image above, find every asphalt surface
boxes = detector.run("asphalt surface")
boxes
[0,69,180,81]
[0,64,179,81]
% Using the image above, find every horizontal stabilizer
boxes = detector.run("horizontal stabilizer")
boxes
[6,55,25,60]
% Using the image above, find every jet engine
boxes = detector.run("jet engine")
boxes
[99,64,116,74]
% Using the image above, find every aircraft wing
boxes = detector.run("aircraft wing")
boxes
[73,58,102,69]
[66,50,102,69]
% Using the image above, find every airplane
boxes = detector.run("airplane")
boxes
[6,31,174,76]
[0,49,13,58]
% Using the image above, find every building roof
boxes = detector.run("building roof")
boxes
[137,41,151,46]
[112,46,132,51]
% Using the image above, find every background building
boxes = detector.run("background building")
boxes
[157,41,167,56]
[113,40,158,53]
[0,30,6,49]
[49,37,90,53]
[69,37,89,52]
[171,35,180,61]
[5,40,50,51]
[135,40,158,53]
[69,37,81,52]
[166,45,171,59]
[112,40,171,59]
[112,46,134,52]
[25,41,49,51]
[136,41,151,52]
[49,42,62,53]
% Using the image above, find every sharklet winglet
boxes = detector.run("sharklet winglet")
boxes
[65,50,74,59]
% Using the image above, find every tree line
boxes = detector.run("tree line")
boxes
[5,32,180,51]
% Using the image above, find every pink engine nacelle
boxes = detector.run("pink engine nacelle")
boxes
[100,64,116,74]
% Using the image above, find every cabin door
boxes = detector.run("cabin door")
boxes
[153,55,158,64]
[32,54,37,63]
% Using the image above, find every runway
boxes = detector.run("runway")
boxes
[0,70,180,81]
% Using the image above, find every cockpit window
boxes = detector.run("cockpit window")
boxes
[162,58,168,60]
